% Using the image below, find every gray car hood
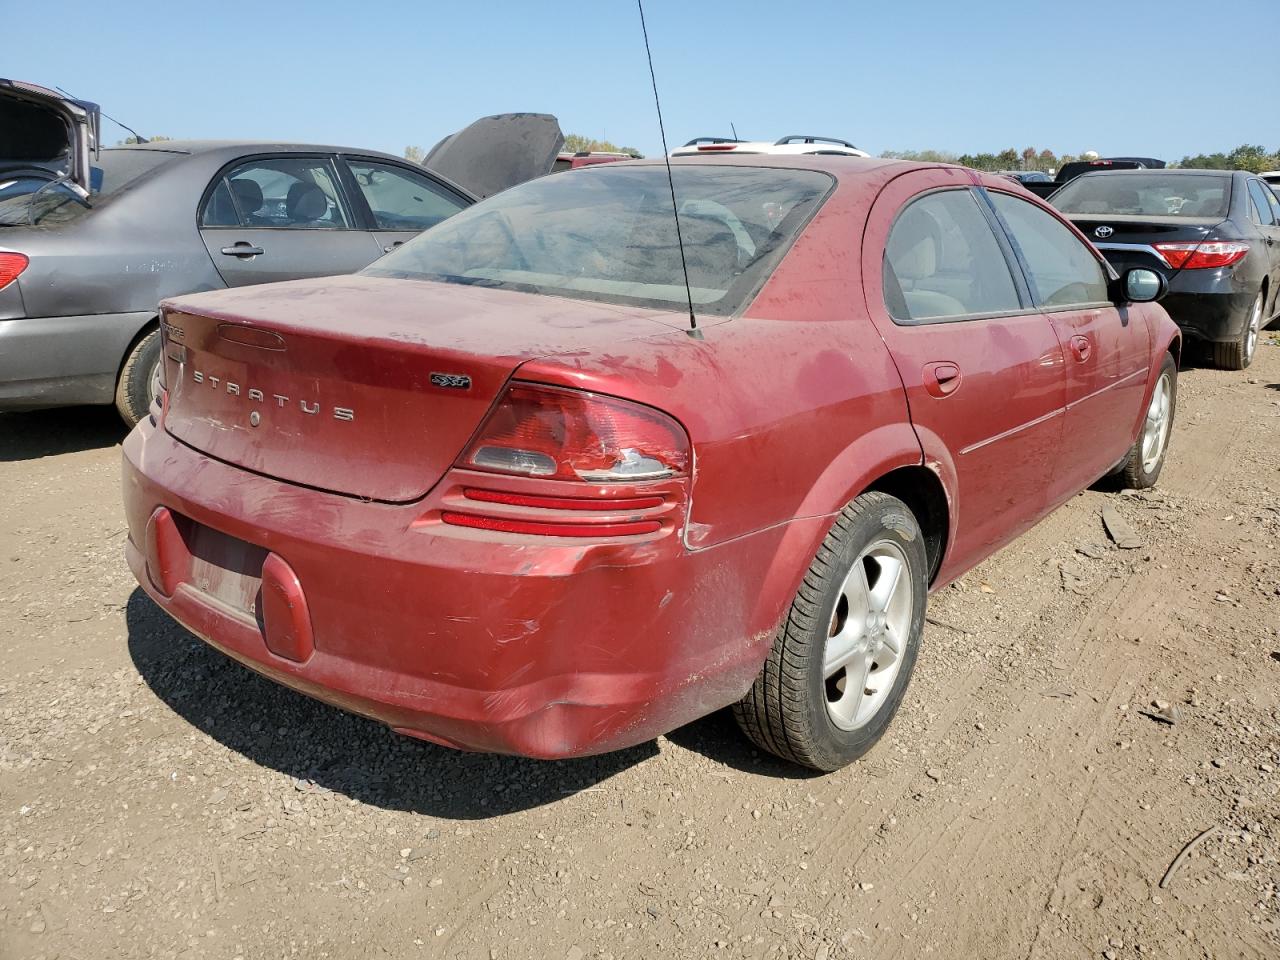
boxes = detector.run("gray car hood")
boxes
[0,78,100,193]
[424,112,563,199]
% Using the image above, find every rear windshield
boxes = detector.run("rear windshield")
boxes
[1052,173,1230,219]
[363,165,833,316]
[0,148,177,227]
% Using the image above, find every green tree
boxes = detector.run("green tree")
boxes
[562,133,640,157]
[1177,145,1279,171]
[879,149,958,163]
[116,135,170,145]
[404,145,425,163]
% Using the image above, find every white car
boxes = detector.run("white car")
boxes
[670,135,870,159]
[1262,171,1280,192]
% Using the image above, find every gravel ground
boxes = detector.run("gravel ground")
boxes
[2,342,1279,960]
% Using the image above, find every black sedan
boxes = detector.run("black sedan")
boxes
[1050,169,1280,369]
[0,81,563,424]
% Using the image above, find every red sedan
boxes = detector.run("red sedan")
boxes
[122,156,1180,771]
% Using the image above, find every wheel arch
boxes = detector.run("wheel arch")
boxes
[863,464,950,585]
[744,430,955,660]
[114,313,160,383]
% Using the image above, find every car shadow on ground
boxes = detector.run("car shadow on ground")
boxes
[0,407,126,461]
[662,710,824,781]
[125,588,658,817]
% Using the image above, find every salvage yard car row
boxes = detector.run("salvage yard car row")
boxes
[0,74,1264,772]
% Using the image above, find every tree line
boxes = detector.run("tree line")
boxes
[881,144,1279,174]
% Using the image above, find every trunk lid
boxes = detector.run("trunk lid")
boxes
[1067,215,1223,275]
[423,113,564,199]
[0,78,100,193]
[160,274,684,502]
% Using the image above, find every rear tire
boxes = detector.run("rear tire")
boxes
[1118,353,1177,489]
[114,329,161,428]
[1211,290,1263,370]
[733,492,927,771]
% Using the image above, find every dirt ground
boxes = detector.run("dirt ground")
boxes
[2,342,1278,960]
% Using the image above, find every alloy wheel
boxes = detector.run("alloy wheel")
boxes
[1140,371,1173,474]
[822,540,912,730]
[1245,293,1262,365]
[147,358,162,408]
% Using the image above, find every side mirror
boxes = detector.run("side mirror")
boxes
[1121,267,1166,303]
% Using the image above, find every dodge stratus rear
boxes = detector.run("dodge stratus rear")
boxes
[124,158,1180,770]
[123,164,851,760]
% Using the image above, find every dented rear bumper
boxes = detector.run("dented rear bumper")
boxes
[121,414,787,758]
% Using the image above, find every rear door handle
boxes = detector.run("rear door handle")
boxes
[923,361,962,398]
[1070,335,1092,362]
[221,243,265,259]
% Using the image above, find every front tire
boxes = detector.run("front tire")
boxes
[1118,352,1177,489]
[1211,290,1263,370]
[114,329,162,427]
[733,492,927,771]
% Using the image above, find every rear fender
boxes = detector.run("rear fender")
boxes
[743,422,930,652]
[1127,307,1182,441]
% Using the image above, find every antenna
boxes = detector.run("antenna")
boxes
[730,122,739,140]
[636,0,700,338]
[55,86,147,144]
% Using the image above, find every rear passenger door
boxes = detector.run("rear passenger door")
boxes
[863,168,1066,579]
[198,155,383,287]
[340,157,471,255]
[1246,178,1280,318]
[985,189,1148,504]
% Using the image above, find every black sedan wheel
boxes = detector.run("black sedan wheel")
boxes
[1212,290,1263,371]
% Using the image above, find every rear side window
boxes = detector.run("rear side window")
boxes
[345,160,467,230]
[1247,180,1276,226]
[1265,184,1280,225]
[201,157,350,229]
[989,193,1109,308]
[883,189,1021,322]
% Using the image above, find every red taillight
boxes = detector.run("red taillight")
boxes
[0,252,29,291]
[1153,241,1249,270]
[697,144,737,151]
[460,383,689,482]
[441,512,661,538]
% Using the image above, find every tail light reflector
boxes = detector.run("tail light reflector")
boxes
[1154,241,1249,270]
[462,488,665,511]
[441,512,661,538]
[0,252,29,290]
[460,383,689,483]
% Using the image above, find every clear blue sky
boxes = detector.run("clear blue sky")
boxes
[12,0,1268,161]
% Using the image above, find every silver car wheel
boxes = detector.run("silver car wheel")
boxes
[823,540,912,731]
[1244,293,1262,364]
[1140,371,1173,474]
[147,358,162,407]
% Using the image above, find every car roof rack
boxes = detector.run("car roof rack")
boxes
[775,135,858,149]
[682,137,744,146]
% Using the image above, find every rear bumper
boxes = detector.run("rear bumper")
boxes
[122,415,793,758]
[0,311,154,409]
[1160,273,1254,344]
